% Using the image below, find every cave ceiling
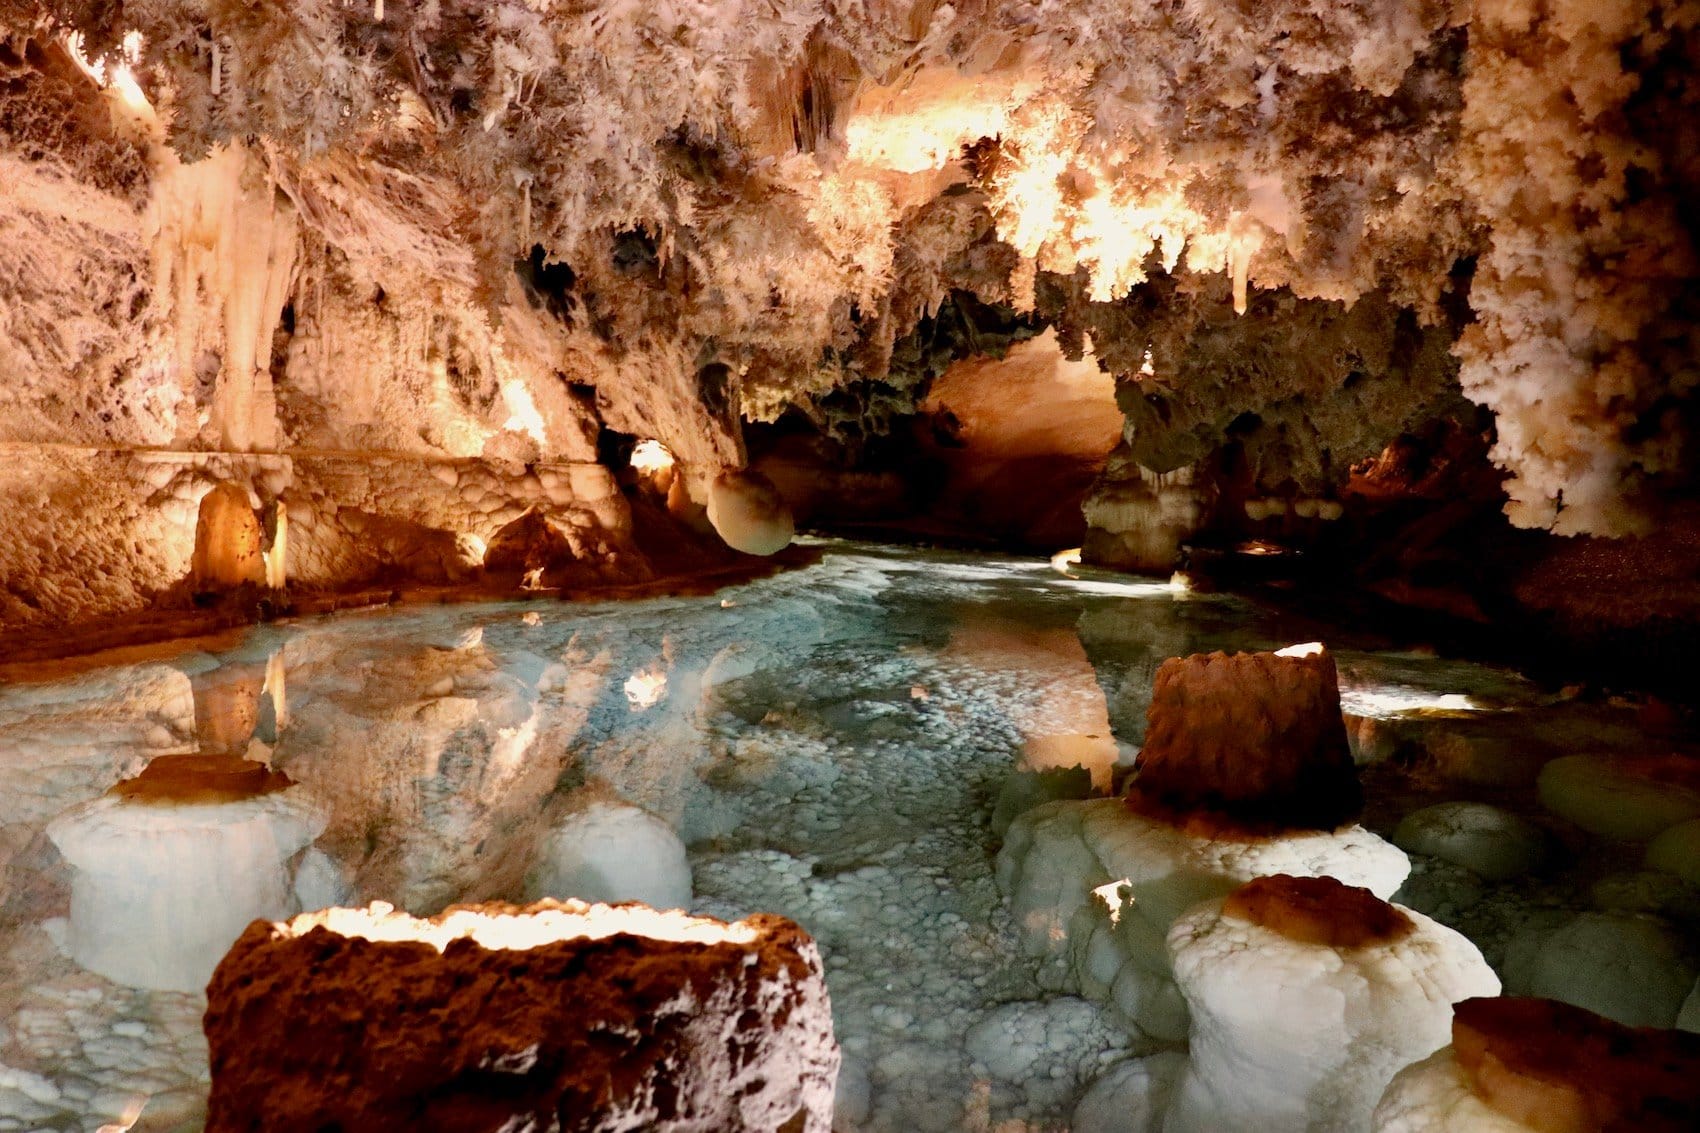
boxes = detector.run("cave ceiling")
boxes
[2,0,1696,534]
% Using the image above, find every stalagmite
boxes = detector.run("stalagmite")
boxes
[1166,875,1499,1133]
[202,900,840,1132]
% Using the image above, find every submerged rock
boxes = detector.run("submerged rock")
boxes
[527,798,692,909]
[1537,753,1700,842]
[1393,802,1547,882]
[1503,911,1697,1029]
[204,900,839,1132]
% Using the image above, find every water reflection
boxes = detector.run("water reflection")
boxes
[0,540,1670,1132]
[47,756,323,993]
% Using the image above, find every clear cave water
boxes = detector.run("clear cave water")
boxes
[0,539,1692,1131]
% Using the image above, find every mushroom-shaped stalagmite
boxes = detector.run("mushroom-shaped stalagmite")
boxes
[1165,875,1500,1133]
[46,753,325,992]
[708,469,795,556]
[203,899,840,1132]
[1373,996,1700,1132]
[997,644,1409,1040]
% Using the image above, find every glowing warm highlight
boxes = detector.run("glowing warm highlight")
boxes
[281,899,758,951]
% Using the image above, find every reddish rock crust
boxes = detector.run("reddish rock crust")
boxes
[1132,647,1361,829]
[203,901,839,1132]
[1221,874,1414,949]
[1451,995,1700,1133]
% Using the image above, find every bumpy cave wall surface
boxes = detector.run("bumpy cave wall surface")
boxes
[1,0,1696,633]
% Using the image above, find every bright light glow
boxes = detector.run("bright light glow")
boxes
[501,379,549,446]
[630,439,675,474]
[1168,571,1192,593]
[280,899,757,951]
[1140,349,1155,376]
[1049,577,1178,598]
[1049,547,1082,573]
[95,1095,146,1133]
[844,70,1034,174]
[521,567,546,590]
[1341,688,1481,718]
[263,501,287,590]
[63,30,155,121]
[624,666,667,710]
[1091,879,1132,927]
[1276,642,1326,658]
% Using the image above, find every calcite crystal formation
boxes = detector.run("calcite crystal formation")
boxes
[203,900,840,1133]
[1132,644,1361,828]
[1374,996,1700,1133]
[1165,875,1500,1133]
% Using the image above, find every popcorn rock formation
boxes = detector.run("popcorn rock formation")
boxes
[202,900,840,1133]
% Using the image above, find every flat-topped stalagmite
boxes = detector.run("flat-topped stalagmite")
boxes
[1131,643,1361,830]
[203,899,840,1133]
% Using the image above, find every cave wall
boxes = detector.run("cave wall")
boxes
[0,33,655,637]
[2,0,1697,635]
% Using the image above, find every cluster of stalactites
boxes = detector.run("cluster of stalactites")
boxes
[17,0,1700,534]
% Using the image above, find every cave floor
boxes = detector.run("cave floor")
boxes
[0,539,1688,1131]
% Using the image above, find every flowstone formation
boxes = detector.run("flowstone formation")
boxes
[2,0,1696,637]
[202,900,840,1132]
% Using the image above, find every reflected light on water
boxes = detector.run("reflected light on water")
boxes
[1342,687,1480,717]
[1091,879,1132,927]
[624,666,668,710]
[1049,547,1083,574]
[94,1095,145,1133]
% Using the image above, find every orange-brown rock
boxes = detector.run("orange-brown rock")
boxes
[1221,874,1414,949]
[110,753,290,804]
[203,900,840,1133]
[1450,996,1700,1133]
[1132,645,1360,829]
[482,508,577,579]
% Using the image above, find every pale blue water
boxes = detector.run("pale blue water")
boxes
[0,540,1667,1131]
